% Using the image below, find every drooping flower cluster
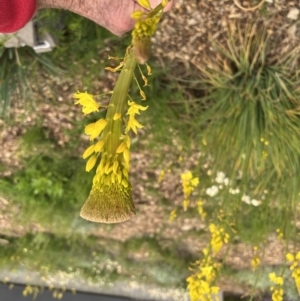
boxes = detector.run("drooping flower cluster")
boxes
[74,48,148,223]
[209,223,230,255]
[181,171,199,211]
[73,92,100,115]
[286,252,300,295]
[269,272,284,301]
[187,222,230,301]
[187,248,220,301]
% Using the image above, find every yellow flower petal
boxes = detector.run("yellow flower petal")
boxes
[94,140,105,152]
[113,113,121,120]
[123,148,130,167]
[181,171,193,181]
[131,10,144,20]
[137,0,150,9]
[82,144,95,159]
[116,142,126,153]
[73,92,100,115]
[113,160,119,175]
[86,155,97,172]
[85,119,107,140]
[286,253,295,262]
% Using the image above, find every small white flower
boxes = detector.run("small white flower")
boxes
[219,185,223,190]
[215,171,226,184]
[229,188,240,195]
[264,190,268,194]
[206,185,219,197]
[207,169,212,176]
[251,199,261,206]
[223,178,230,186]
[242,194,251,204]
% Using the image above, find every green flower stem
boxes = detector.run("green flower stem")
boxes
[148,3,165,17]
[103,49,137,154]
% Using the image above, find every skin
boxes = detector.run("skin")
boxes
[36,0,173,36]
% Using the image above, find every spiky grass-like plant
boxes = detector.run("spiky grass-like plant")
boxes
[194,21,300,196]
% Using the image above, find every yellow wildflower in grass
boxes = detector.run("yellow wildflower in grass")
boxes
[251,246,260,271]
[276,228,284,240]
[181,171,199,211]
[187,248,220,301]
[251,256,260,271]
[187,275,219,301]
[197,200,207,220]
[286,252,300,295]
[209,224,230,254]
[158,170,165,183]
[269,272,283,286]
[169,209,177,221]
[183,199,190,212]
[269,272,284,301]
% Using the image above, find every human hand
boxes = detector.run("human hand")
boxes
[37,0,174,36]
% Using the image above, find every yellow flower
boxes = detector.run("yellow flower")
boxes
[125,101,148,134]
[271,288,283,301]
[286,253,295,262]
[85,119,107,140]
[286,252,300,294]
[158,170,165,183]
[169,209,177,221]
[126,116,144,134]
[269,272,283,286]
[181,171,199,198]
[181,171,193,181]
[127,101,148,116]
[73,92,100,115]
[137,0,151,9]
[209,224,229,254]
[183,199,190,211]
[251,256,260,271]
[187,275,220,301]
[276,228,284,240]
[131,1,163,63]
[197,200,207,220]
[82,144,95,159]
[131,10,144,20]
